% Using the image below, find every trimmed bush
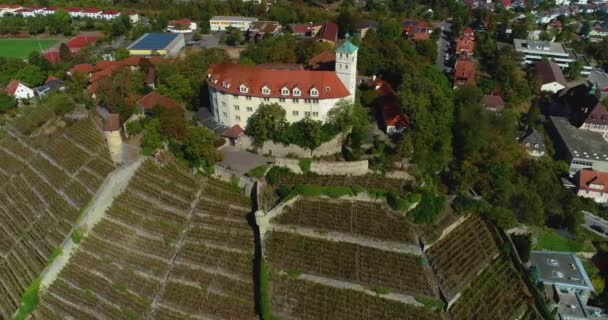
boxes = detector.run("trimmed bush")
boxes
[298,159,311,173]
[266,166,293,185]
[246,165,268,179]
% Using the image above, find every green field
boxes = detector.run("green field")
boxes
[0,39,60,59]
[535,229,594,252]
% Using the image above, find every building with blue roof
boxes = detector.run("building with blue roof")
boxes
[126,33,185,57]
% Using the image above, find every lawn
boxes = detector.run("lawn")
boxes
[0,39,59,59]
[536,229,594,252]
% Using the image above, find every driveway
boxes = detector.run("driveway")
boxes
[582,211,608,239]
[435,21,452,72]
[219,146,271,176]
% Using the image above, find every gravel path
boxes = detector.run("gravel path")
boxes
[39,157,145,291]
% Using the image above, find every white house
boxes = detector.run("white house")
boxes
[82,7,102,19]
[103,113,123,164]
[101,9,120,20]
[129,11,139,24]
[577,169,608,203]
[5,80,34,100]
[16,8,36,17]
[41,6,57,15]
[167,19,197,33]
[207,39,359,128]
[209,16,258,31]
[66,7,83,18]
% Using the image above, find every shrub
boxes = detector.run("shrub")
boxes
[266,166,293,185]
[511,234,532,263]
[246,165,268,179]
[298,159,311,173]
[13,277,41,320]
[71,229,83,244]
[260,259,277,320]
[415,296,445,312]
[126,120,143,136]
[408,190,445,224]
[294,185,353,198]
[387,192,422,212]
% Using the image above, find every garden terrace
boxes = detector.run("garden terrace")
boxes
[424,215,500,300]
[271,273,444,320]
[34,158,258,319]
[0,117,113,319]
[265,231,435,297]
[449,258,542,320]
[271,197,418,244]
[274,173,412,195]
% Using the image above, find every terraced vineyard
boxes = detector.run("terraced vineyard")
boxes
[0,117,114,319]
[272,197,417,243]
[449,258,542,320]
[275,174,412,194]
[34,157,257,319]
[425,215,500,300]
[263,197,440,319]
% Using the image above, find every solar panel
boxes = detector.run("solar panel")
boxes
[128,33,179,50]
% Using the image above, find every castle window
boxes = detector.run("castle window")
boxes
[246,96,252,100]
[235,115,241,120]
[222,112,227,117]
[281,88,289,95]
[221,102,226,108]
[233,94,238,99]
[222,81,230,88]
[345,64,348,70]
[305,111,311,116]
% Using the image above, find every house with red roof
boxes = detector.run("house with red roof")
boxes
[16,8,36,17]
[66,7,83,18]
[68,63,95,76]
[206,40,358,127]
[42,6,57,15]
[289,22,338,45]
[456,35,474,55]
[453,56,476,88]
[128,11,139,24]
[167,18,197,33]
[136,91,181,115]
[82,7,102,19]
[365,77,408,135]
[403,20,431,41]
[0,4,23,17]
[5,79,34,100]
[43,51,60,64]
[463,27,475,40]
[101,9,120,20]
[577,169,608,203]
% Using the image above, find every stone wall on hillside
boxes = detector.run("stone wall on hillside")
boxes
[234,134,344,158]
[274,158,369,176]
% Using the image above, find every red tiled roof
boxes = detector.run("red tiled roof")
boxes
[578,169,608,193]
[221,124,244,139]
[413,32,430,41]
[454,56,476,87]
[168,18,192,29]
[43,51,60,64]
[120,56,143,66]
[83,7,101,13]
[318,22,338,42]
[463,27,474,38]
[207,63,350,100]
[374,79,408,128]
[308,49,336,70]
[70,63,94,75]
[66,35,97,51]
[482,95,505,111]
[94,60,120,71]
[584,104,608,126]
[502,0,512,7]
[66,7,82,12]
[456,35,474,54]
[535,60,567,86]
[5,79,21,95]
[103,113,121,131]
[102,9,120,15]
[137,91,180,110]
[46,75,58,83]
[91,67,118,82]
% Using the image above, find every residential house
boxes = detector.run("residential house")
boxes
[33,77,64,96]
[364,77,408,135]
[500,0,513,9]
[82,7,102,19]
[42,6,57,15]
[482,94,505,112]
[529,251,604,320]
[5,80,34,100]
[0,4,23,17]
[560,83,608,141]
[66,35,98,54]
[577,169,608,203]
[128,11,139,24]
[353,19,378,38]
[15,8,36,17]
[402,20,431,40]
[519,128,546,156]
[289,22,338,45]
[455,35,475,55]
[136,91,180,115]
[209,16,258,31]
[102,10,120,20]
[66,7,83,18]
[247,21,281,41]
[102,113,123,164]
[221,124,245,145]
[453,56,476,88]
[514,39,592,75]
[463,27,475,39]
[167,18,197,33]
[535,60,568,93]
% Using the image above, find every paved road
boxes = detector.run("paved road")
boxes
[582,211,608,239]
[435,21,452,72]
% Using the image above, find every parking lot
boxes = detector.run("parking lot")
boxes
[582,211,608,239]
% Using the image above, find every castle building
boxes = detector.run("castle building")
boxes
[206,40,358,128]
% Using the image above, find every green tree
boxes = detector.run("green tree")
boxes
[141,119,163,155]
[158,74,193,102]
[46,92,74,115]
[0,92,17,113]
[114,48,131,61]
[245,103,288,147]
[16,65,46,87]
[184,126,223,168]
[298,117,323,150]
[159,106,187,141]
[224,26,242,46]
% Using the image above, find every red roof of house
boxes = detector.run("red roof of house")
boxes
[102,9,120,15]
[502,0,512,7]
[168,18,192,29]
[5,79,22,95]
[43,51,60,64]
[91,67,118,82]
[371,78,408,128]
[454,56,476,87]
[318,22,338,42]
[456,35,474,54]
[70,64,94,75]
[46,75,59,83]
[120,56,143,66]
[137,91,180,110]
[103,113,121,131]
[463,27,474,38]
[578,169,608,193]
[207,63,350,100]
[308,49,336,70]
[94,60,120,71]
[66,7,82,12]
[221,124,245,139]
[583,104,608,126]
[66,35,97,51]
[482,94,505,111]
[83,7,101,13]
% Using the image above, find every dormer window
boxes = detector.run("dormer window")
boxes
[222,81,230,88]
[262,86,270,95]
[293,88,301,96]
[310,88,318,97]
[281,87,289,95]
[239,84,248,93]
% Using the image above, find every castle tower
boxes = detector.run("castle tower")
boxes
[335,34,359,103]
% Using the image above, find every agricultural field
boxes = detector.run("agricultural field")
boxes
[449,258,542,320]
[274,173,414,195]
[0,116,114,319]
[33,157,257,319]
[424,215,500,300]
[0,39,59,59]
[264,196,441,319]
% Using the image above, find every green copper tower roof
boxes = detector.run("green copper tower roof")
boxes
[336,40,359,54]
